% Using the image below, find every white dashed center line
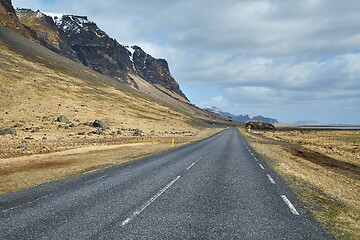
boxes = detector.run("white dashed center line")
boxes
[259,164,265,170]
[187,157,201,170]
[121,176,181,226]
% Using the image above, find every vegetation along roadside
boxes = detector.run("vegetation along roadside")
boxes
[239,127,360,240]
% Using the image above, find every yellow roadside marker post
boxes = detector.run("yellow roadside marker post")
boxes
[172,138,175,148]
[248,124,251,132]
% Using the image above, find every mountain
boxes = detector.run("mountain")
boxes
[0,14,234,138]
[0,0,30,38]
[0,0,234,132]
[10,6,187,102]
[128,45,188,100]
[204,107,279,124]
[251,115,279,124]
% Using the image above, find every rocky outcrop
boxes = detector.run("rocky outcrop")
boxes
[251,115,278,125]
[0,0,30,37]
[0,127,16,135]
[15,9,78,61]
[245,120,275,131]
[8,5,187,98]
[92,119,109,130]
[56,115,70,123]
[56,15,134,85]
[130,45,188,100]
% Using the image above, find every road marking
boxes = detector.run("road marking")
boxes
[250,152,254,156]
[281,195,300,215]
[2,194,51,212]
[267,174,276,184]
[121,176,181,226]
[187,158,201,170]
[254,157,258,161]
[187,161,197,170]
[259,164,265,170]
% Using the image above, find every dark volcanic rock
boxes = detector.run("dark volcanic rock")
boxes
[31,127,41,133]
[92,119,109,130]
[17,143,30,150]
[92,129,104,135]
[0,127,16,135]
[57,15,133,84]
[56,115,70,123]
[133,128,144,136]
[245,120,275,131]
[131,46,188,100]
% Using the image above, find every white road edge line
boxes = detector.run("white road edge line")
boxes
[281,195,300,215]
[121,176,181,226]
[266,174,276,184]
[254,157,258,161]
[259,164,265,170]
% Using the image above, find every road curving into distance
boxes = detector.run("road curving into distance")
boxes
[0,128,332,239]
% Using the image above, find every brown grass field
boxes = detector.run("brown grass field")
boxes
[240,128,360,240]
[0,29,228,195]
[0,128,221,195]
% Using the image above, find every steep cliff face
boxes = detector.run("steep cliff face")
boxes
[0,0,30,38]
[129,45,188,100]
[9,6,187,98]
[15,9,78,61]
[56,15,134,85]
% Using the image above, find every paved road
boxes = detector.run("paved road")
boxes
[0,128,332,239]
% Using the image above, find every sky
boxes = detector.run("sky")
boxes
[13,0,360,124]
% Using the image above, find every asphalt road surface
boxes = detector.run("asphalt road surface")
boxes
[0,128,332,239]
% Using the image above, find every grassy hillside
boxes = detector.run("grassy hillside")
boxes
[0,25,234,158]
[0,24,237,194]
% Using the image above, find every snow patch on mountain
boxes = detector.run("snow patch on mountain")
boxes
[125,46,137,71]
[42,11,64,24]
[41,12,91,34]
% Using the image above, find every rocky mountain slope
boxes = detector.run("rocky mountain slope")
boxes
[0,0,187,102]
[0,22,234,157]
[0,0,29,38]
[204,106,279,124]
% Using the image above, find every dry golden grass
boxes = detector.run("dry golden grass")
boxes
[239,128,360,239]
[0,128,221,195]
[0,41,202,157]
[0,40,226,195]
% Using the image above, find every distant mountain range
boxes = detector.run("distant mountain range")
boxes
[204,107,279,124]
